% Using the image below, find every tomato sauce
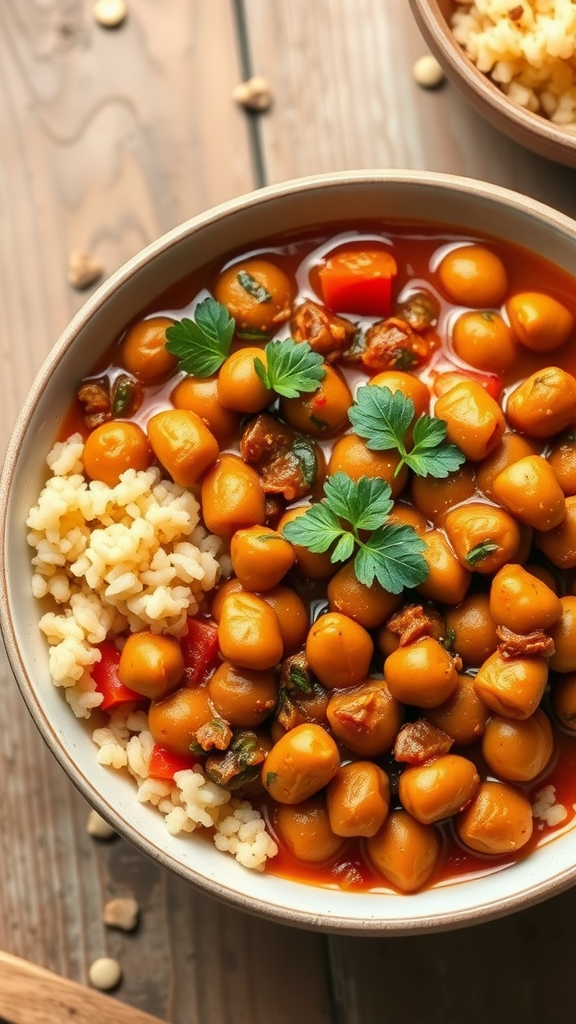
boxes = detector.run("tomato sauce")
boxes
[55,220,576,894]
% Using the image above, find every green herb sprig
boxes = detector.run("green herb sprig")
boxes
[349,385,466,479]
[282,472,428,594]
[165,298,325,398]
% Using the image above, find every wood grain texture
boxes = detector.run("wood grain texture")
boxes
[243,0,576,217]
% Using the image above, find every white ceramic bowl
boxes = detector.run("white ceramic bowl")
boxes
[4,170,576,935]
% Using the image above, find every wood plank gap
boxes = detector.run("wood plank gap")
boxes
[232,0,267,188]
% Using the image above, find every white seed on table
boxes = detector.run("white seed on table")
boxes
[87,808,117,840]
[93,0,127,28]
[413,54,445,89]
[104,896,140,932]
[67,250,103,290]
[89,957,122,991]
[232,75,272,111]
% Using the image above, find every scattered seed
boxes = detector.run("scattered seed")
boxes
[93,0,127,28]
[89,956,122,991]
[413,54,445,90]
[103,897,140,932]
[232,75,272,112]
[67,250,103,290]
[87,808,116,840]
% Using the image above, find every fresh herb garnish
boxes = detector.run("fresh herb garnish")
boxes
[254,339,326,398]
[282,472,428,594]
[165,297,235,376]
[466,541,500,567]
[237,270,272,303]
[349,385,466,479]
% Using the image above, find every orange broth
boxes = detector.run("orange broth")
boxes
[60,221,576,894]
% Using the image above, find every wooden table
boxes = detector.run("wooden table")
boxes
[2,3,576,1022]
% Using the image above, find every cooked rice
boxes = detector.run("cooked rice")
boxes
[27,434,278,871]
[452,0,576,126]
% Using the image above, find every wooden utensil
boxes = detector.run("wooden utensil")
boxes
[0,951,166,1024]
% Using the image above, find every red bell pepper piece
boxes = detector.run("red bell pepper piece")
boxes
[181,617,220,687]
[148,743,200,780]
[318,248,397,317]
[92,640,141,712]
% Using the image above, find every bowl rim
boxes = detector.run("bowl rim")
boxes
[408,0,576,155]
[4,168,576,934]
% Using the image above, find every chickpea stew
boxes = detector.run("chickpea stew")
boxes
[28,221,576,894]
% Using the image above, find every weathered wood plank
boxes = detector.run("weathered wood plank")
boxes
[243,0,576,217]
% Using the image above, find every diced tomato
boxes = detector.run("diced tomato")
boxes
[92,640,141,711]
[318,248,397,317]
[181,617,220,687]
[148,743,200,780]
[432,365,501,402]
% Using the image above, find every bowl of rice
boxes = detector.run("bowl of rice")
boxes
[7,169,576,934]
[409,0,576,167]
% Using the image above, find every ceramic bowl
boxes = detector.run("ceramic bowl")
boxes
[409,0,576,168]
[3,170,576,935]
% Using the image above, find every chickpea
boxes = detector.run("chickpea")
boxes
[366,810,441,893]
[434,380,505,462]
[399,754,480,825]
[551,673,576,732]
[506,366,576,438]
[327,562,402,630]
[489,564,562,634]
[217,347,273,413]
[326,762,390,838]
[118,316,178,384]
[218,592,283,670]
[482,710,554,783]
[411,464,476,523]
[147,409,219,488]
[437,245,507,307]
[148,687,215,756]
[273,798,345,863]
[506,292,574,353]
[213,258,294,335]
[280,364,352,437]
[384,637,459,707]
[230,526,295,592]
[279,506,335,581]
[387,501,429,534]
[328,434,408,497]
[443,502,522,575]
[327,679,404,756]
[455,781,533,855]
[475,432,542,501]
[444,593,499,667]
[118,631,184,701]
[306,612,373,689]
[207,662,277,728]
[377,604,446,659]
[534,496,576,569]
[474,651,548,719]
[368,370,430,419]
[262,723,340,804]
[451,310,517,373]
[547,431,576,496]
[415,529,471,605]
[549,596,576,672]
[260,585,309,654]
[426,673,490,745]
[492,455,566,532]
[210,577,244,622]
[83,421,152,486]
[201,454,266,539]
[171,374,240,445]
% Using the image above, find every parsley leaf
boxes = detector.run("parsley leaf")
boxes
[281,472,428,594]
[349,385,466,479]
[165,297,235,377]
[254,339,326,399]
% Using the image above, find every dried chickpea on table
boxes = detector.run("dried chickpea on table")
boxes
[26,224,576,893]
